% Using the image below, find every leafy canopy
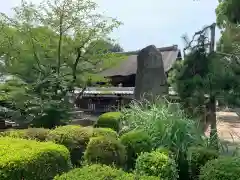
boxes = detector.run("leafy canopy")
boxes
[0,0,121,127]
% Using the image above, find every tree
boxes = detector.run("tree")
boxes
[216,0,240,107]
[0,0,121,128]
[216,0,240,28]
[88,39,124,53]
[168,23,240,149]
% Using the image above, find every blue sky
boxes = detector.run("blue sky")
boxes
[1,0,220,51]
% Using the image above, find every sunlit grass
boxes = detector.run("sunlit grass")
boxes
[121,98,206,158]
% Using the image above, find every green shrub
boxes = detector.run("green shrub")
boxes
[0,129,25,138]
[122,101,205,179]
[188,146,219,180]
[199,157,240,180]
[135,150,179,180]
[0,137,72,180]
[0,128,50,141]
[120,129,152,170]
[94,112,122,132]
[84,136,126,167]
[54,164,159,180]
[92,127,118,139]
[46,125,91,165]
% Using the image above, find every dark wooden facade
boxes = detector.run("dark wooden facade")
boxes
[75,45,182,114]
[75,88,133,114]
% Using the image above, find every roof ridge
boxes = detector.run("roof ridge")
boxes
[116,44,179,55]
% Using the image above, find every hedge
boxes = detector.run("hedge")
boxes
[94,112,122,132]
[199,157,240,180]
[135,150,179,180]
[54,164,159,180]
[0,128,50,141]
[90,127,118,139]
[84,136,126,167]
[187,146,219,179]
[46,125,92,165]
[120,129,152,170]
[0,137,72,180]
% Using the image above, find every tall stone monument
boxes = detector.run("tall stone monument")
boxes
[134,45,168,100]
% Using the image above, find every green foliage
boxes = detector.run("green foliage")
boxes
[88,39,124,53]
[187,146,219,180]
[120,129,152,170]
[0,137,72,180]
[92,127,118,139]
[199,157,240,180]
[84,136,126,167]
[216,0,240,27]
[0,0,121,127]
[83,53,129,84]
[135,150,179,180]
[0,128,50,141]
[46,125,92,165]
[122,100,205,179]
[122,101,204,157]
[54,164,159,180]
[95,112,122,132]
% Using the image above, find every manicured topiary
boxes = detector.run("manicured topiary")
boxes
[84,136,126,167]
[135,150,179,180]
[92,127,118,139]
[0,137,72,180]
[199,157,240,180]
[54,164,159,180]
[120,129,152,170]
[0,129,25,138]
[94,112,122,132]
[187,146,219,180]
[0,128,50,141]
[46,125,91,165]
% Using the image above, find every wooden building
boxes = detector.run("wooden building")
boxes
[99,45,182,87]
[75,45,182,113]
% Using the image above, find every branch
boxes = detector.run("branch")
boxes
[28,29,45,73]
[70,31,97,87]
[183,23,216,52]
[57,13,64,76]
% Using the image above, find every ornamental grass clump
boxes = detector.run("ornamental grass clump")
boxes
[122,99,205,157]
[122,99,206,179]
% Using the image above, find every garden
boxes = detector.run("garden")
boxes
[1,100,240,180]
[0,0,240,179]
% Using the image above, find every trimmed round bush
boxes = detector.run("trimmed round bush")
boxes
[46,125,92,165]
[0,137,72,180]
[199,157,240,180]
[94,112,122,132]
[135,150,179,180]
[0,128,50,141]
[84,136,126,167]
[187,146,219,179]
[120,129,152,170]
[92,127,118,139]
[54,164,159,180]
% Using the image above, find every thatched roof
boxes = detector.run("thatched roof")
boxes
[100,45,182,77]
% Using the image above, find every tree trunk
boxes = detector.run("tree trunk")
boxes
[207,95,218,150]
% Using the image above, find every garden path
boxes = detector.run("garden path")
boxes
[205,110,240,142]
